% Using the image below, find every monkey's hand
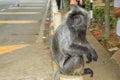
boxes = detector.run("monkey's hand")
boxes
[90,48,98,62]
[80,46,93,64]
[86,49,98,63]
[86,52,92,63]
[83,43,98,63]
[92,50,98,61]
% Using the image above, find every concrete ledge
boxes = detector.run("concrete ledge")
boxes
[53,12,62,30]
[112,49,120,66]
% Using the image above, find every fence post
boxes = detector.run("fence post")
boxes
[105,0,110,37]
[90,0,93,20]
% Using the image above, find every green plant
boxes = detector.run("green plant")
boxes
[108,41,113,45]
[102,0,113,3]
[65,0,70,4]
[85,0,90,11]
[93,8,105,21]
[96,36,107,41]
[110,16,117,27]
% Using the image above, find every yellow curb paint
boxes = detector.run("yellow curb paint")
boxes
[52,61,57,71]
[50,23,54,27]
[0,12,41,14]
[0,44,29,55]
[50,30,54,36]
[0,20,39,24]
[50,23,54,36]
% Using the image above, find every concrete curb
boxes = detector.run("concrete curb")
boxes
[49,0,60,72]
[37,0,51,43]
[111,50,120,66]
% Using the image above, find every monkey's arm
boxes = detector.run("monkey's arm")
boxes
[82,39,98,62]
[51,35,74,73]
[69,43,92,63]
[51,35,63,65]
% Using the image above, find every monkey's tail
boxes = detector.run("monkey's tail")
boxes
[53,68,60,80]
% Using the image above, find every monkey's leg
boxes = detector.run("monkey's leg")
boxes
[82,68,93,77]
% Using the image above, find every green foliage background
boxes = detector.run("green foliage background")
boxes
[64,0,117,27]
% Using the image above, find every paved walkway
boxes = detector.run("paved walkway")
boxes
[0,0,52,80]
[83,31,120,80]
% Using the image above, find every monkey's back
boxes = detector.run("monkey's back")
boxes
[55,22,72,55]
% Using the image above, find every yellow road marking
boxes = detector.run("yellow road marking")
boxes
[0,20,39,24]
[0,44,29,55]
[0,12,41,14]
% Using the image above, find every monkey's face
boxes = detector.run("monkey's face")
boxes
[66,5,88,30]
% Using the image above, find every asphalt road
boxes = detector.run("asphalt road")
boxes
[0,0,52,80]
[0,0,19,11]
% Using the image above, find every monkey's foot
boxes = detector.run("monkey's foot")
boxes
[83,68,93,77]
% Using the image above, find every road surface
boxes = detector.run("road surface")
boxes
[0,0,52,80]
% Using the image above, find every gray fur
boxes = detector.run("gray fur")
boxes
[50,5,98,78]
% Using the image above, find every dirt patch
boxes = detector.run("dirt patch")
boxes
[89,21,120,54]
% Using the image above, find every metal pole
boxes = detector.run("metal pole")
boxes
[60,0,63,10]
[90,0,93,19]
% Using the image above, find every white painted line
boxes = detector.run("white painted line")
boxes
[0,9,5,12]
[0,12,41,14]
[8,7,43,9]
[0,20,39,24]
[9,5,13,7]
[20,0,46,3]
[19,4,45,7]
